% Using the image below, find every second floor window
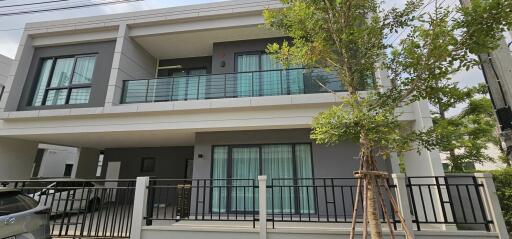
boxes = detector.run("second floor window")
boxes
[31,55,96,106]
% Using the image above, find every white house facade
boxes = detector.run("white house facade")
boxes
[0,1,508,239]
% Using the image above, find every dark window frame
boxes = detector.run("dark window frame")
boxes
[63,163,74,177]
[30,54,97,106]
[140,157,156,173]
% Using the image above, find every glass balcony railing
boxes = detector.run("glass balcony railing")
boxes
[120,68,346,104]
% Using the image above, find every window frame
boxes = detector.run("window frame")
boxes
[31,54,97,106]
[140,157,156,173]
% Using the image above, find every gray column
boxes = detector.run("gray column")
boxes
[73,147,100,179]
[0,137,38,180]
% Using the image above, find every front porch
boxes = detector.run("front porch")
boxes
[0,128,507,238]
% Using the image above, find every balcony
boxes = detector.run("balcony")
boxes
[120,68,345,104]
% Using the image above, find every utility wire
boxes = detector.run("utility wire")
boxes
[387,0,453,45]
[0,0,143,17]
[0,0,106,14]
[0,0,70,9]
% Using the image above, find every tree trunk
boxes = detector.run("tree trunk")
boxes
[360,134,383,239]
[367,175,383,239]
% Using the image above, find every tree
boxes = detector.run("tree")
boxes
[263,0,512,238]
[431,84,504,172]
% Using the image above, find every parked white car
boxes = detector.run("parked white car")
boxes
[26,179,104,215]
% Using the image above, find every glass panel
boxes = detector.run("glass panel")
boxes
[153,79,172,102]
[72,56,96,84]
[260,54,284,96]
[310,69,343,93]
[32,59,54,106]
[295,144,315,213]
[212,146,228,213]
[171,71,187,101]
[231,147,259,211]
[69,88,91,104]
[287,69,305,94]
[123,80,148,103]
[262,145,294,213]
[49,58,74,87]
[236,54,259,97]
[45,89,68,105]
[187,69,207,100]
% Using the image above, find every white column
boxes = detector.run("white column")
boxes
[391,173,414,236]
[404,100,445,177]
[131,176,150,239]
[258,175,267,239]
[474,173,510,239]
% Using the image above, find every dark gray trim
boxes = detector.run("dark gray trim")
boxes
[13,41,116,111]
[157,56,212,77]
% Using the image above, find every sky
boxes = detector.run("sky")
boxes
[0,0,509,116]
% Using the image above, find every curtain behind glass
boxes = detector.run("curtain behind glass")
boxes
[262,145,294,213]
[171,71,187,101]
[295,144,315,213]
[212,146,228,213]
[32,59,54,106]
[49,58,74,87]
[260,54,283,96]
[187,69,207,100]
[231,147,259,211]
[72,56,96,84]
[236,54,259,97]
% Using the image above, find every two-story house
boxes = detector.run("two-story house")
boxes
[1,1,507,239]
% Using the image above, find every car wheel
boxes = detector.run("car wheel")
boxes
[87,197,101,212]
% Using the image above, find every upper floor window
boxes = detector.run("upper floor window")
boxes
[31,55,96,106]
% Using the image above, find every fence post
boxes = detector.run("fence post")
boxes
[474,173,510,239]
[131,177,150,239]
[391,174,415,237]
[258,175,267,239]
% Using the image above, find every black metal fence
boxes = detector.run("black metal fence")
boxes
[1,179,136,238]
[268,178,400,228]
[145,179,257,227]
[406,176,492,231]
[121,68,346,103]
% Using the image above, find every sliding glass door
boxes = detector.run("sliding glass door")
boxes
[236,52,304,97]
[231,147,260,212]
[211,143,314,214]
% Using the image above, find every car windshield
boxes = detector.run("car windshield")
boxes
[0,191,38,216]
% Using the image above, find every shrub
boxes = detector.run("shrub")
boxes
[488,168,512,233]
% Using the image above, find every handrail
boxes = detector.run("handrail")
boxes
[120,68,347,104]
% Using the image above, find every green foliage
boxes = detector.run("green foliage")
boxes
[433,95,500,172]
[263,0,512,160]
[488,168,512,233]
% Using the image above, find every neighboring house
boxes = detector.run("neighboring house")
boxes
[31,144,79,178]
[0,1,508,239]
[0,54,12,101]
[441,143,508,171]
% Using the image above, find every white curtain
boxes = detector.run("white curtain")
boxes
[262,145,294,213]
[72,56,96,84]
[236,54,259,97]
[212,146,228,213]
[32,59,54,106]
[260,54,283,96]
[50,58,74,87]
[295,144,315,213]
[231,147,260,211]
